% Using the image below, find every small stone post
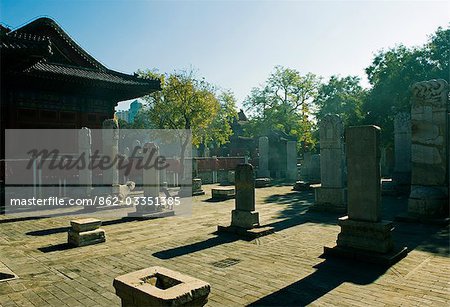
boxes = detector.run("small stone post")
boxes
[407,79,449,219]
[314,114,346,211]
[218,163,274,238]
[325,125,407,264]
[258,136,269,178]
[231,164,258,228]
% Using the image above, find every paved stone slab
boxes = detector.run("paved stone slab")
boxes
[0,184,448,307]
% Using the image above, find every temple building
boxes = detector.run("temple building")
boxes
[0,17,160,131]
[0,17,161,206]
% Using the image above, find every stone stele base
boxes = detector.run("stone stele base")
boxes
[324,245,408,266]
[113,266,211,307]
[217,223,274,240]
[211,187,235,200]
[231,209,259,229]
[312,186,347,213]
[217,209,274,239]
[324,216,408,265]
[67,218,105,247]
[407,186,449,220]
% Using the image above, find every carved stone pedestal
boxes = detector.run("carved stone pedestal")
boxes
[312,186,347,213]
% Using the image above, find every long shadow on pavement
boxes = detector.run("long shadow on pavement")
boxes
[248,256,388,306]
[153,191,335,260]
[153,191,449,260]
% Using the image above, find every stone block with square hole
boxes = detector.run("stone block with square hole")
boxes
[68,218,105,247]
[113,266,210,307]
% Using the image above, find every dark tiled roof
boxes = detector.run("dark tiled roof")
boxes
[1,28,51,54]
[12,17,103,69]
[25,61,156,87]
[2,17,161,94]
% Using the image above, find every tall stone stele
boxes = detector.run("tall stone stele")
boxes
[137,142,162,214]
[286,141,297,181]
[258,136,269,178]
[393,112,411,187]
[314,114,346,211]
[408,79,449,218]
[325,126,407,263]
[129,142,174,218]
[102,119,120,196]
[78,127,92,197]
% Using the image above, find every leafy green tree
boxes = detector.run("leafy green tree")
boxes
[199,90,238,148]
[135,69,236,177]
[244,66,321,151]
[315,75,366,126]
[363,25,449,145]
[116,118,131,129]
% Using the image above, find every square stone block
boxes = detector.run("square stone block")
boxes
[113,266,210,307]
[212,187,235,200]
[68,228,106,247]
[231,210,259,229]
[255,178,271,188]
[336,216,394,253]
[70,218,102,232]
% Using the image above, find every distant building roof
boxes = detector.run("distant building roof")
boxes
[238,109,248,122]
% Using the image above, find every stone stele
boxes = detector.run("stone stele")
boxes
[408,79,449,219]
[231,164,259,229]
[314,114,347,211]
[325,126,407,264]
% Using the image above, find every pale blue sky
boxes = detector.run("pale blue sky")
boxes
[1,1,449,110]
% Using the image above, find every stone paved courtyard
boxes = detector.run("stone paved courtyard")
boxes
[0,184,449,306]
